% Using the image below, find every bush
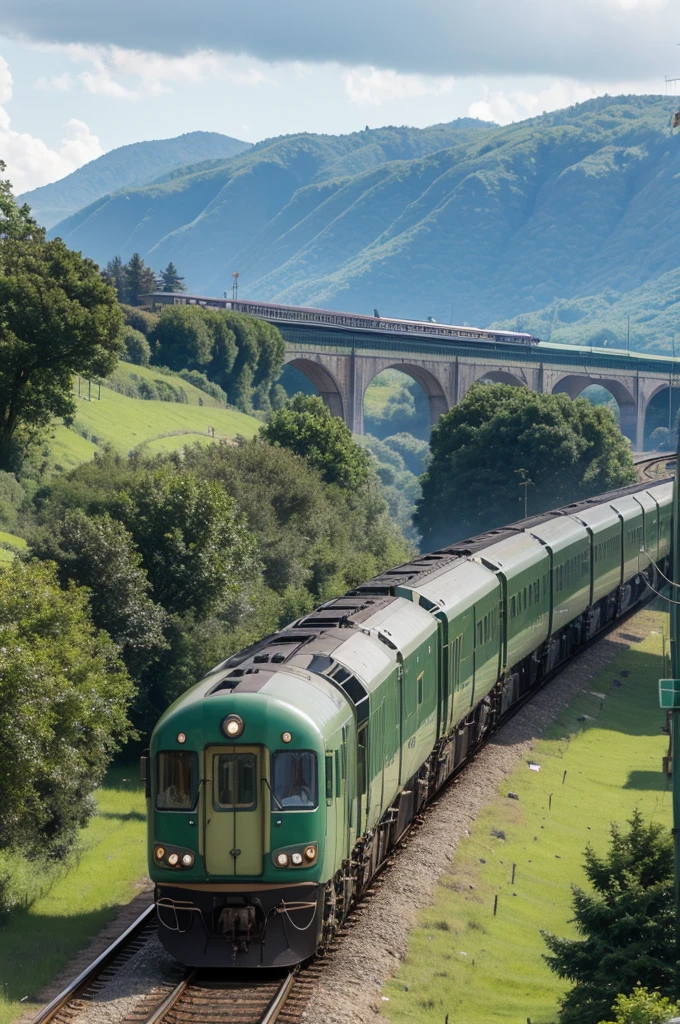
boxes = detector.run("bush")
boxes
[0,470,26,531]
[123,326,151,366]
[119,304,159,337]
[597,985,680,1024]
[178,368,227,404]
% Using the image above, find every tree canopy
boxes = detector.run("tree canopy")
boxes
[0,163,123,470]
[415,383,636,548]
[261,393,371,489]
[0,559,134,858]
[543,812,678,1024]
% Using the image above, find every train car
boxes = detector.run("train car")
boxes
[146,478,672,968]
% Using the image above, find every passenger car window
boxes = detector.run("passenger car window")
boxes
[156,751,198,810]
[214,753,257,810]
[271,750,318,809]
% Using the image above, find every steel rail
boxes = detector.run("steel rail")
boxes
[30,904,156,1024]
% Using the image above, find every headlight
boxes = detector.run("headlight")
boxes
[281,731,292,743]
[181,853,194,867]
[291,852,303,865]
[304,845,317,862]
[222,714,244,738]
[154,846,165,860]
[276,852,289,867]
[167,852,179,866]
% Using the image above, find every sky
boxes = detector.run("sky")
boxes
[0,0,677,195]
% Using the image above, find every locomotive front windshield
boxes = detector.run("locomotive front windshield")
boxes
[271,750,318,809]
[156,751,198,810]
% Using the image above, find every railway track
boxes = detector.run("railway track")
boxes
[634,453,676,481]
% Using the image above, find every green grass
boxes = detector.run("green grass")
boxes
[0,531,27,562]
[104,361,226,408]
[0,766,147,1024]
[383,608,671,1024]
[364,370,412,419]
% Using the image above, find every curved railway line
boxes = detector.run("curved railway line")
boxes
[634,453,676,480]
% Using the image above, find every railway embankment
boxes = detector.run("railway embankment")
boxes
[301,606,669,1024]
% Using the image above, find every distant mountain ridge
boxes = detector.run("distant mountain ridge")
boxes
[19,131,251,229]
[45,99,680,353]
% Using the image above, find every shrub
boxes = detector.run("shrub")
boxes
[123,326,151,367]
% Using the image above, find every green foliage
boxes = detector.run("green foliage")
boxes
[360,434,421,544]
[0,559,134,858]
[364,370,431,441]
[119,303,159,337]
[416,383,636,548]
[29,509,167,678]
[122,326,151,366]
[178,368,227,404]
[0,164,123,470]
[543,811,678,1024]
[124,252,156,306]
[151,306,282,413]
[262,393,371,489]
[382,432,430,475]
[597,985,680,1024]
[159,261,186,292]
[0,471,26,531]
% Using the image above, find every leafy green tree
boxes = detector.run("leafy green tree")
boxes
[114,467,260,617]
[125,252,156,306]
[159,261,186,292]
[29,509,167,678]
[416,383,636,548]
[102,255,128,301]
[0,559,134,857]
[0,165,123,470]
[261,393,371,489]
[204,309,237,388]
[122,326,151,366]
[151,305,213,371]
[597,985,680,1024]
[119,303,159,337]
[543,812,677,1024]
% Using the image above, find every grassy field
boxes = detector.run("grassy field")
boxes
[45,362,262,471]
[364,369,411,419]
[0,531,27,563]
[383,608,671,1024]
[102,362,226,408]
[0,766,147,1024]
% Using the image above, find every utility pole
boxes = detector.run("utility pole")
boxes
[659,427,680,959]
[516,468,533,518]
[232,271,239,301]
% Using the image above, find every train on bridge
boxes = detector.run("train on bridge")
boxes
[143,292,541,348]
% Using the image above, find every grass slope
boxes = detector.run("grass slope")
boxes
[0,532,26,563]
[48,362,261,469]
[384,608,670,1024]
[0,767,146,1024]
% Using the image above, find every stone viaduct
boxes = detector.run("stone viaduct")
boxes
[281,329,677,450]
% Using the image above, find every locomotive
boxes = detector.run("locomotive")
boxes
[146,477,672,968]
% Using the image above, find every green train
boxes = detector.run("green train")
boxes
[146,478,672,968]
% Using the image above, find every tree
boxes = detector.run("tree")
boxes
[125,252,156,306]
[151,305,213,371]
[29,509,167,679]
[543,812,678,1024]
[159,261,186,292]
[0,166,123,470]
[0,559,134,857]
[122,326,151,366]
[102,255,128,301]
[597,985,680,1024]
[416,383,636,549]
[261,393,371,490]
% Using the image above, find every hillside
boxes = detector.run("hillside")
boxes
[45,97,680,347]
[19,131,251,229]
[49,361,261,472]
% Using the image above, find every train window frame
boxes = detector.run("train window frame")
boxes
[417,671,424,705]
[271,749,319,811]
[155,750,199,812]
[213,752,258,811]
[325,753,334,803]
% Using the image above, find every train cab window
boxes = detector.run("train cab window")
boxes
[156,751,198,811]
[214,753,257,810]
[271,750,318,810]
[417,671,424,705]
[325,753,334,801]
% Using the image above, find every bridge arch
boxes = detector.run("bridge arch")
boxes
[642,381,680,448]
[474,369,527,388]
[551,374,637,445]
[283,357,345,421]
[361,362,449,435]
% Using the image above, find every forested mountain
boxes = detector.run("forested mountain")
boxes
[19,131,251,228]
[46,97,680,348]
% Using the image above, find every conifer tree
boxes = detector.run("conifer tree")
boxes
[159,261,186,292]
[125,252,156,305]
[102,255,128,301]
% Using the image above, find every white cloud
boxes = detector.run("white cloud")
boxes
[45,43,267,100]
[0,57,103,193]
[344,66,456,107]
[470,81,605,124]
[35,72,74,91]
